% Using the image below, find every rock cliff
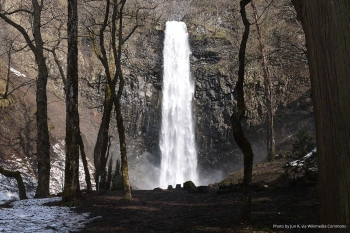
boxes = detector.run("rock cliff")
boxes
[0,0,314,189]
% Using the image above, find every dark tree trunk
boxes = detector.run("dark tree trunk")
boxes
[78,133,92,192]
[63,0,80,202]
[34,54,50,198]
[231,0,254,222]
[3,45,12,99]
[106,158,113,190]
[101,135,112,191]
[111,0,132,200]
[113,93,132,200]
[251,1,275,161]
[32,0,50,198]
[292,0,350,230]
[0,166,27,200]
[93,85,113,190]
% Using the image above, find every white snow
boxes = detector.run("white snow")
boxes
[0,140,95,204]
[10,67,26,77]
[0,197,99,232]
[0,154,37,204]
[0,140,99,232]
[51,140,96,194]
[288,148,317,167]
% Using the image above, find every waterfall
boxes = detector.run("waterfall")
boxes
[159,21,198,188]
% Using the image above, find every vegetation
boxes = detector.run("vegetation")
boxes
[284,130,317,183]
[0,0,52,198]
[230,0,254,222]
[0,0,349,231]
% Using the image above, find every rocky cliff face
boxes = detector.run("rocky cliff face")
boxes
[55,14,315,189]
[105,13,314,187]
[0,0,314,189]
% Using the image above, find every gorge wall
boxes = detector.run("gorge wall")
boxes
[0,0,315,189]
[97,1,314,187]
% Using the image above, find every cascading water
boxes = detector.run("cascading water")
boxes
[159,21,198,188]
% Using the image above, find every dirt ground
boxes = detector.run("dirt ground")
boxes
[75,182,319,233]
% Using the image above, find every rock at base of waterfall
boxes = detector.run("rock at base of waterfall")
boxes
[183,181,196,189]
[167,185,173,190]
[175,184,182,189]
[153,187,164,192]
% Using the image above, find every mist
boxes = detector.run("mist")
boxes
[131,152,160,190]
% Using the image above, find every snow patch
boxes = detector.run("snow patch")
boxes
[10,67,26,77]
[288,148,317,167]
[51,140,96,194]
[0,140,95,204]
[0,154,37,204]
[0,197,100,232]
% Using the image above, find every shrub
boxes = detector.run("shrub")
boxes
[284,130,317,183]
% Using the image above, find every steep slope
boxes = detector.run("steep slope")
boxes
[0,66,98,202]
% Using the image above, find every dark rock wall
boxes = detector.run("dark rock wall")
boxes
[99,21,314,187]
[74,1,314,187]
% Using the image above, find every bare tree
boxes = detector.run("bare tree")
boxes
[231,0,254,222]
[85,0,155,199]
[45,23,93,194]
[292,0,350,230]
[0,36,14,100]
[0,1,51,198]
[251,0,275,161]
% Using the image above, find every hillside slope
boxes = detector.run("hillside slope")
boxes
[0,66,99,202]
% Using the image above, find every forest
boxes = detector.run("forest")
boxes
[0,0,349,232]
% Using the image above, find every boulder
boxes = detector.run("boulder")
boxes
[183,181,196,189]
[153,187,164,192]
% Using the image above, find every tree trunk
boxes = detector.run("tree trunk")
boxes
[63,0,80,202]
[93,84,113,190]
[106,158,113,190]
[0,166,27,200]
[3,45,12,99]
[109,0,132,200]
[100,135,112,191]
[231,0,254,222]
[292,0,350,230]
[34,54,51,198]
[32,0,50,198]
[113,94,132,200]
[251,1,275,161]
[78,133,92,192]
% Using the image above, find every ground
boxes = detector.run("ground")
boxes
[75,157,320,233]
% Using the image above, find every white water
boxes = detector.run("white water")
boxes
[159,21,198,188]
